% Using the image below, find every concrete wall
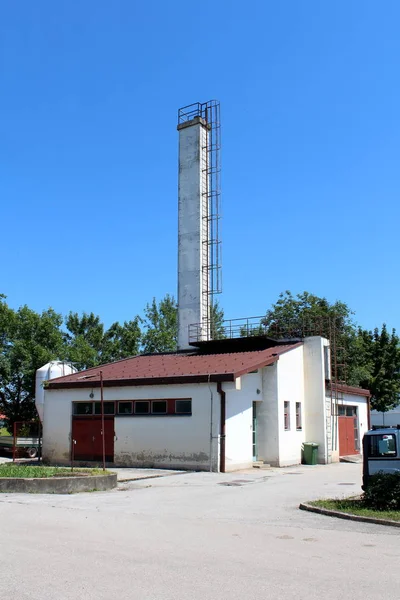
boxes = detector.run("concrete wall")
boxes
[257,364,279,466]
[303,336,330,463]
[257,347,306,468]
[43,382,221,471]
[277,345,306,466]
[224,372,262,471]
[177,117,209,349]
[42,388,75,464]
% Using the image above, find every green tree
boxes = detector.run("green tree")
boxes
[101,319,141,363]
[360,325,400,413]
[140,295,225,352]
[263,291,354,336]
[64,312,141,368]
[63,312,105,370]
[141,295,177,353]
[0,296,64,429]
[209,302,225,340]
[262,291,364,385]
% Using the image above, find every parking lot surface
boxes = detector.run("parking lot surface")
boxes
[1,463,399,599]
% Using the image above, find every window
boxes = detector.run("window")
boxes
[176,400,192,414]
[284,401,290,431]
[118,402,133,415]
[73,402,93,415]
[296,402,302,430]
[114,398,193,417]
[366,434,397,458]
[338,405,356,417]
[324,345,331,380]
[135,401,150,415]
[94,402,115,415]
[152,400,167,414]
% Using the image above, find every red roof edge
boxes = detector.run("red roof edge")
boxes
[328,383,371,398]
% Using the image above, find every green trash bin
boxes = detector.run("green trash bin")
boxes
[303,442,319,465]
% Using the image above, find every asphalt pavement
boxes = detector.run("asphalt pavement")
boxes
[0,462,399,599]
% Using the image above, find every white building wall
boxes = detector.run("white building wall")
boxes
[177,117,209,349]
[224,372,262,471]
[277,345,306,466]
[257,364,279,466]
[42,388,74,464]
[43,382,221,471]
[303,336,331,463]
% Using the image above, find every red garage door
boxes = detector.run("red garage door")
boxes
[72,416,114,462]
[338,406,359,456]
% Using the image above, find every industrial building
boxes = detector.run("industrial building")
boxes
[39,101,370,471]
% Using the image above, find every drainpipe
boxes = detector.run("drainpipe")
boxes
[217,382,226,473]
[207,375,214,472]
[367,395,371,430]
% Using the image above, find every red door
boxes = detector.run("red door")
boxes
[339,416,358,456]
[72,417,114,462]
[72,418,95,461]
[92,417,114,462]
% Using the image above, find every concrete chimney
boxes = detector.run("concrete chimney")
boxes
[177,115,209,349]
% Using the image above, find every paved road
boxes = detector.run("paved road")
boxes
[1,463,399,599]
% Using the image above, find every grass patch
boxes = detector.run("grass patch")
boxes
[0,464,109,479]
[311,498,400,522]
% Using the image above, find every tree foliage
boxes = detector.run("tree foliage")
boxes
[262,291,366,384]
[263,290,354,335]
[359,325,400,413]
[140,295,225,352]
[0,296,64,427]
[262,291,400,407]
[64,312,105,370]
[209,302,225,340]
[140,295,178,353]
[63,312,141,369]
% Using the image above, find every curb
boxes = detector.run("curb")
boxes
[0,473,117,494]
[299,502,400,528]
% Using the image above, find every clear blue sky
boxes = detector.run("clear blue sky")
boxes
[1,1,399,332]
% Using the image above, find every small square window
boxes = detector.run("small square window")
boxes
[94,402,115,415]
[176,400,192,414]
[118,402,133,415]
[152,401,167,414]
[73,402,93,415]
[135,401,150,414]
[296,402,302,430]
[284,401,290,431]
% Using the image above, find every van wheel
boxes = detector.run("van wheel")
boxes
[27,447,37,459]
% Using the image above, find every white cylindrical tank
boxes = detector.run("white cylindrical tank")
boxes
[35,361,78,422]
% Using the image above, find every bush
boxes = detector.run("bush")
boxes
[364,472,400,511]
